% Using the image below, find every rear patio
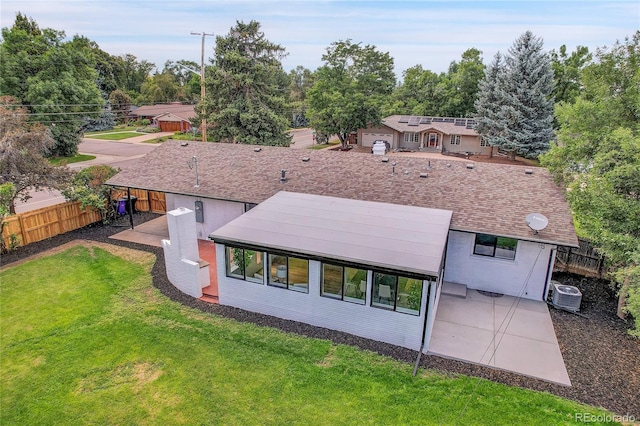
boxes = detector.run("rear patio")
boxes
[110,213,570,386]
[430,288,570,386]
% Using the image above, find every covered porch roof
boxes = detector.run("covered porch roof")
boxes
[209,191,453,277]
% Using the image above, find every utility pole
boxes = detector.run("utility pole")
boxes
[190,31,214,142]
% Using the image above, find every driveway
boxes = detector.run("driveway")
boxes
[14,136,164,213]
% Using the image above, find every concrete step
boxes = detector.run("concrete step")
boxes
[442,281,467,298]
[199,294,219,304]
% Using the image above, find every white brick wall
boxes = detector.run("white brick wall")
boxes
[444,230,553,300]
[162,208,209,298]
[216,243,439,351]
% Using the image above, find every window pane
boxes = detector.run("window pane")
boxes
[226,247,245,279]
[268,254,287,288]
[495,237,517,260]
[288,257,309,293]
[344,267,366,304]
[474,234,496,256]
[397,277,422,315]
[322,264,343,299]
[372,272,396,309]
[244,250,264,283]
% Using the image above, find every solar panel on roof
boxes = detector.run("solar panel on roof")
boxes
[432,118,444,122]
[455,119,466,126]
[408,116,421,126]
[399,116,410,123]
[444,118,454,123]
[420,117,432,124]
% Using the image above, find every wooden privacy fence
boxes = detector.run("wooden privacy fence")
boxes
[554,238,605,278]
[109,188,166,214]
[2,190,166,250]
[2,201,102,249]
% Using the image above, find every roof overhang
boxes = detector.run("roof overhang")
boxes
[209,191,453,277]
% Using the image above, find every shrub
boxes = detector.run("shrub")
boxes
[136,126,160,133]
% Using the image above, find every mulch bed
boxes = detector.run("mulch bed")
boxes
[2,213,638,418]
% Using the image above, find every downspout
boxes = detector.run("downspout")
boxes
[412,279,433,376]
[413,234,449,376]
[543,246,557,300]
[127,187,134,229]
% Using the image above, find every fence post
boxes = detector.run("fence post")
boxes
[18,214,29,245]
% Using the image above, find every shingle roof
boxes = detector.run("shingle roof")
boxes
[106,140,578,247]
[131,104,196,122]
[382,115,478,136]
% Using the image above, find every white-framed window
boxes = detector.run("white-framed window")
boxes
[404,132,419,143]
[450,135,461,145]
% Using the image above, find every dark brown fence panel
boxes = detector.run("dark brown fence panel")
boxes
[555,238,605,278]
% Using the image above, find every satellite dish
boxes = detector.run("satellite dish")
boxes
[526,213,548,234]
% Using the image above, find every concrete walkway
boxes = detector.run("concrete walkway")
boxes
[429,290,571,386]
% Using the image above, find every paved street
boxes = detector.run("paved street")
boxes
[289,128,315,149]
[14,135,163,213]
[15,129,317,213]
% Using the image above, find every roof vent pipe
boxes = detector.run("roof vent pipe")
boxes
[391,162,396,176]
[525,168,533,175]
[280,169,287,182]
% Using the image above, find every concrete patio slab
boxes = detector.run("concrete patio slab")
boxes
[109,215,168,247]
[429,290,571,386]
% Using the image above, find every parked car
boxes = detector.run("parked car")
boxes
[371,140,390,154]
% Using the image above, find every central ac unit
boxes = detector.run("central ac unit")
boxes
[551,282,582,312]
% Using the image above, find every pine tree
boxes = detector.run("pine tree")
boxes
[475,31,555,159]
[202,20,291,146]
[474,53,505,151]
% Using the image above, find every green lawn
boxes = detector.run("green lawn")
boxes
[308,141,340,150]
[87,132,143,140]
[0,245,617,425]
[84,126,138,135]
[48,154,96,166]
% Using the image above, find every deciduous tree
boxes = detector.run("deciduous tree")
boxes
[0,96,72,214]
[62,165,119,223]
[307,40,395,149]
[541,32,640,336]
[0,14,104,156]
[550,45,591,104]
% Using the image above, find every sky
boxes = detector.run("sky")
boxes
[1,1,638,77]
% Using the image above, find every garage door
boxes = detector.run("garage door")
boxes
[159,121,183,132]
[362,132,393,148]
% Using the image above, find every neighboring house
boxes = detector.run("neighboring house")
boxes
[130,104,196,132]
[358,115,491,155]
[106,140,578,350]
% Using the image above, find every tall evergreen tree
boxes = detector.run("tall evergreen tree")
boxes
[474,52,505,150]
[201,20,291,146]
[475,31,555,159]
